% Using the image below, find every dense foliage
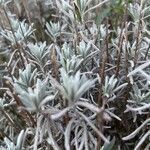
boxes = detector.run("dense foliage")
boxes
[0,0,150,149]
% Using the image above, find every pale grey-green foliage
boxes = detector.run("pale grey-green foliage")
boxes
[59,68,96,102]
[1,19,34,44]
[14,78,54,111]
[45,21,66,42]
[14,64,37,90]
[27,42,49,68]
[0,0,150,150]
[77,40,91,58]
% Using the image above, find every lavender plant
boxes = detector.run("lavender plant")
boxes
[0,0,150,149]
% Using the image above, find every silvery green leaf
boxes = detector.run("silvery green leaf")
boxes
[105,109,121,121]
[128,61,150,77]
[16,130,25,150]
[134,130,150,150]
[56,0,74,22]
[103,75,118,98]
[81,50,99,66]
[14,63,37,92]
[15,78,54,112]
[75,77,96,101]
[1,19,35,44]
[39,95,55,108]
[77,40,91,58]
[60,42,74,60]
[101,136,115,150]
[128,3,141,22]
[0,0,11,6]
[1,30,15,44]
[83,124,88,150]
[65,119,74,150]
[122,118,150,141]
[126,103,150,112]
[99,24,107,39]
[139,70,150,81]
[76,101,101,113]
[78,111,109,144]
[113,83,128,93]
[78,137,84,150]
[17,89,37,110]
[0,98,4,109]
[27,41,48,67]
[60,43,84,73]
[60,68,96,102]
[4,137,15,150]
[60,55,84,73]
[33,115,43,150]
[129,83,150,103]
[45,21,66,41]
[51,107,71,120]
